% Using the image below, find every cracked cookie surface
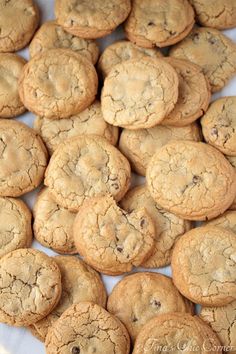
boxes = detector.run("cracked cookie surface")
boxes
[45,302,130,354]
[227,155,236,210]
[34,101,119,155]
[73,195,155,275]
[172,226,236,306]
[0,119,48,197]
[55,0,131,39]
[170,27,236,92]
[107,272,193,341]
[204,210,236,235]
[0,248,62,326]
[44,135,131,211]
[120,185,191,268]
[124,0,194,48]
[146,140,236,220]
[19,49,98,119]
[0,0,39,52]
[101,58,179,129]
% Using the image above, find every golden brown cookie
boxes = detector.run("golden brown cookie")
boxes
[147,141,236,220]
[19,49,98,119]
[45,135,131,211]
[101,58,179,129]
[227,155,236,210]
[73,195,155,275]
[204,210,236,234]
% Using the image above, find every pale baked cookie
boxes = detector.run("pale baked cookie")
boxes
[146,141,236,221]
[0,54,26,118]
[34,101,119,155]
[190,0,236,29]
[101,58,179,129]
[45,135,131,211]
[0,248,62,326]
[55,0,131,39]
[172,226,236,306]
[133,313,222,354]
[0,119,48,197]
[120,185,191,268]
[73,195,155,275]
[29,21,99,64]
[227,155,236,210]
[124,0,195,48]
[119,123,201,176]
[0,197,32,258]
[107,272,193,341]
[0,0,39,52]
[201,97,236,156]
[19,49,98,119]
[45,302,130,354]
[204,210,236,234]
[32,256,107,341]
[98,40,163,79]
[170,27,236,92]
[33,188,77,254]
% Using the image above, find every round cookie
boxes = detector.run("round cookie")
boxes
[124,0,195,48]
[0,119,48,197]
[162,58,210,126]
[19,49,98,119]
[44,135,131,211]
[98,40,163,78]
[34,101,119,155]
[29,21,99,64]
[146,141,236,221]
[0,54,26,118]
[0,248,62,326]
[172,226,236,306]
[101,58,179,129]
[204,210,236,234]
[119,123,201,176]
[133,313,222,354]
[201,97,236,156]
[55,0,131,39]
[32,256,107,341]
[45,302,130,354]
[170,27,236,92]
[107,272,193,341]
[0,0,39,52]
[33,188,77,254]
[73,195,155,275]
[227,155,236,210]
[120,185,192,268]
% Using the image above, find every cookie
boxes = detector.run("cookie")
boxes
[45,135,131,211]
[98,40,163,79]
[29,21,99,64]
[190,0,236,29]
[101,58,179,129]
[124,0,195,48]
[19,49,98,119]
[73,195,155,275]
[120,185,191,268]
[0,248,62,326]
[55,0,131,39]
[200,300,236,353]
[0,119,48,197]
[227,155,236,210]
[45,302,130,354]
[119,123,201,176]
[0,0,39,52]
[146,141,236,220]
[33,188,77,254]
[107,272,193,341]
[32,256,107,341]
[162,58,210,126]
[172,226,236,306]
[204,210,236,235]
[170,27,236,92]
[34,101,119,155]
[133,313,222,354]
[201,97,236,156]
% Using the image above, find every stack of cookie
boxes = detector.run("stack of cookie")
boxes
[0,0,236,353]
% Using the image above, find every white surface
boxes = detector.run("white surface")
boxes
[0,1,236,353]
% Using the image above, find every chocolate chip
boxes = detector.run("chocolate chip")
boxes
[117,245,123,253]
[151,299,161,308]
[140,218,146,228]
[192,175,201,184]
[148,21,155,26]
[71,346,80,354]
[111,183,119,190]
[132,315,138,322]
